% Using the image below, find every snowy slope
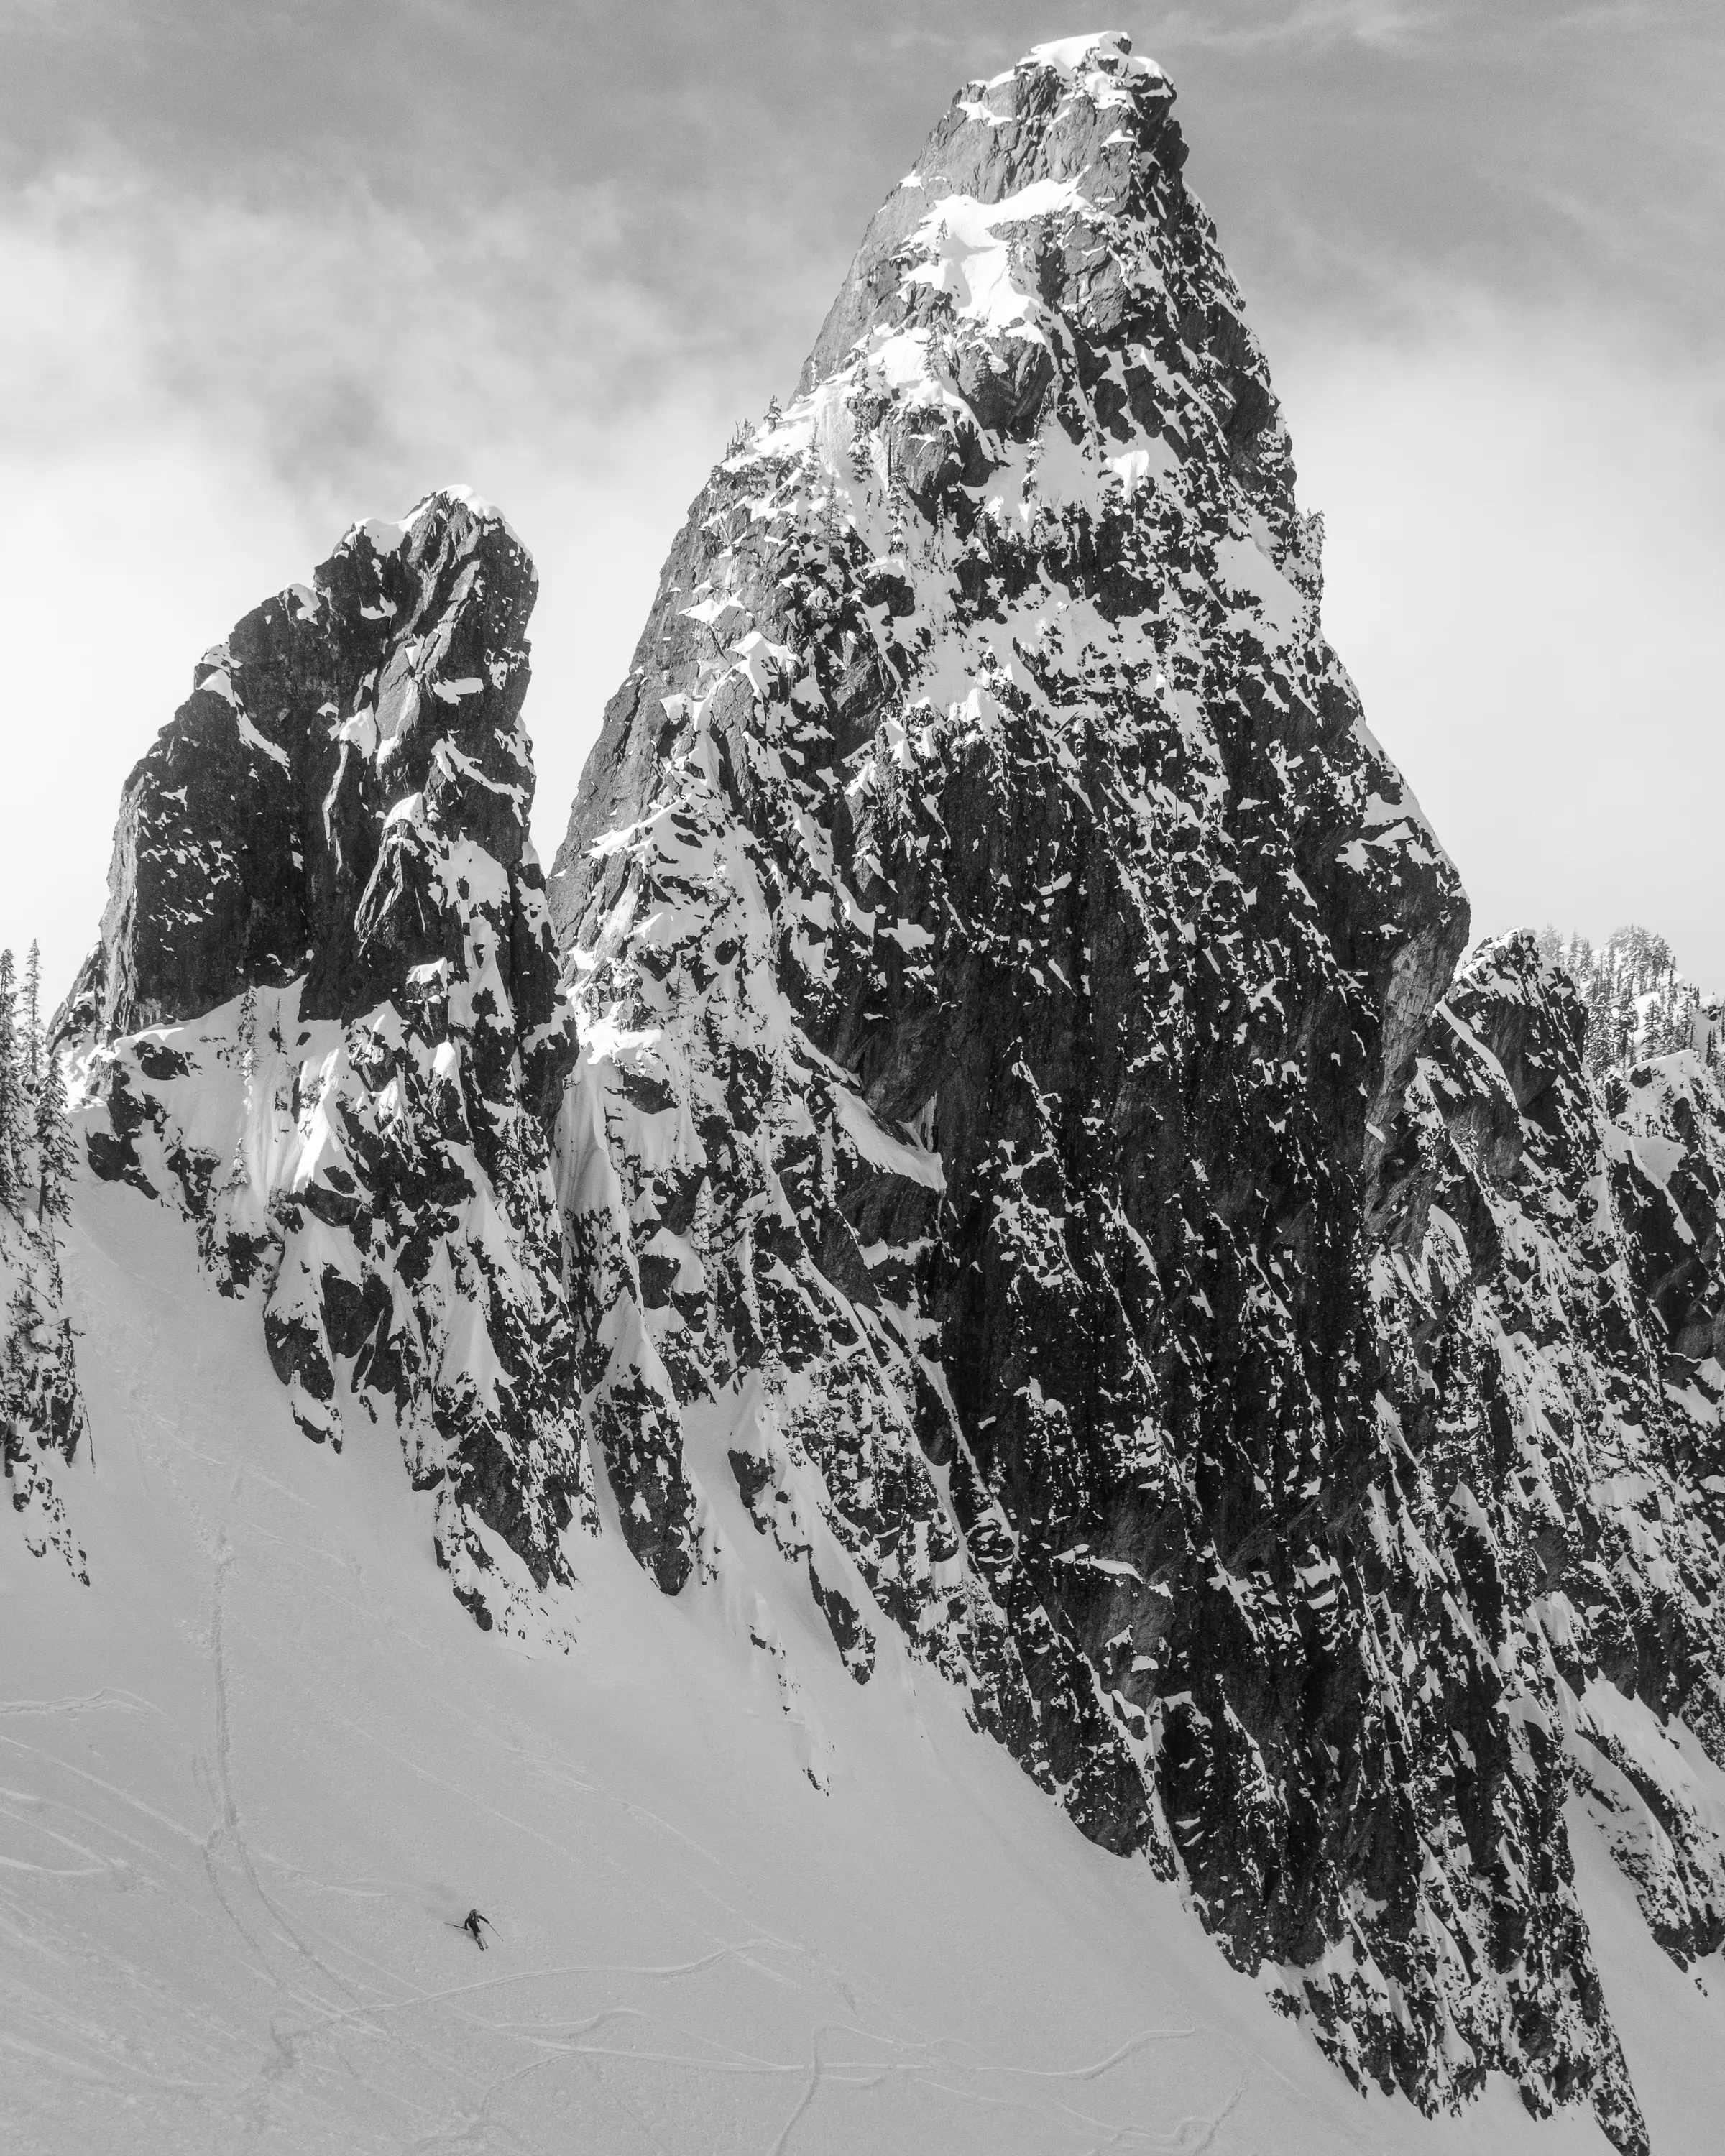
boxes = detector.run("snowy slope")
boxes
[10,1166,1714,2155]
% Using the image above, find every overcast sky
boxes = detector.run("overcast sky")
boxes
[4,0,1721,1003]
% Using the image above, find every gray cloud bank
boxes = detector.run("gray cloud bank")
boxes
[2,0,1721,995]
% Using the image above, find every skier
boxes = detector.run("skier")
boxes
[461,1907,494,1950]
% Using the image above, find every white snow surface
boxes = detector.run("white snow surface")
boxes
[906,182,1088,340]
[9,1171,1719,2152]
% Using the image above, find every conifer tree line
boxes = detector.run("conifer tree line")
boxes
[0,941,75,1227]
[1535,923,1724,1079]
[2,939,85,1495]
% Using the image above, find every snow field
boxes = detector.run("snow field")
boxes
[8,1175,1704,2152]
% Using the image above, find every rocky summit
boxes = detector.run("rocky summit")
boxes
[61,490,594,1636]
[12,31,1725,2156]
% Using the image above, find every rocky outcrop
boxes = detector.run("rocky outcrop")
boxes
[545,34,1654,2146]
[72,487,567,1100]
[67,491,594,1635]
[2,1209,88,1583]
[1374,933,1725,1975]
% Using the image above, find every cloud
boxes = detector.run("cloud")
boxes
[1140,1,1443,53]
[0,165,779,1000]
[3,163,750,482]
[1276,296,1725,989]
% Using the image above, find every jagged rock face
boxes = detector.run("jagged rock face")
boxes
[1374,933,1725,1978]
[83,489,563,1100]
[541,33,1662,2141]
[67,492,594,1635]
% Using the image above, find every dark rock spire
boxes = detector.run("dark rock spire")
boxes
[70,489,593,1636]
[545,33,1648,2147]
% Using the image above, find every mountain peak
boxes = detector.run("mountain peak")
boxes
[63,487,589,1633]
[799,27,1182,402]
[73,484,544,1052]
[960,27,1168,121]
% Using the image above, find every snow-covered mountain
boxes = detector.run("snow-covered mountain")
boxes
[6,32,1725,2156]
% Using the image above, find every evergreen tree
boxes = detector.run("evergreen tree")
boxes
[21,939,42,1097]
[222,985,259,1195]
[237,983,257,1079]
[886,482,908,560]
[34,1052,73,1225]
[1614,976,1637,1069]
[0,948,19,1209]
[1643,982,1667,1058]
[1584,966,1612,1078]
